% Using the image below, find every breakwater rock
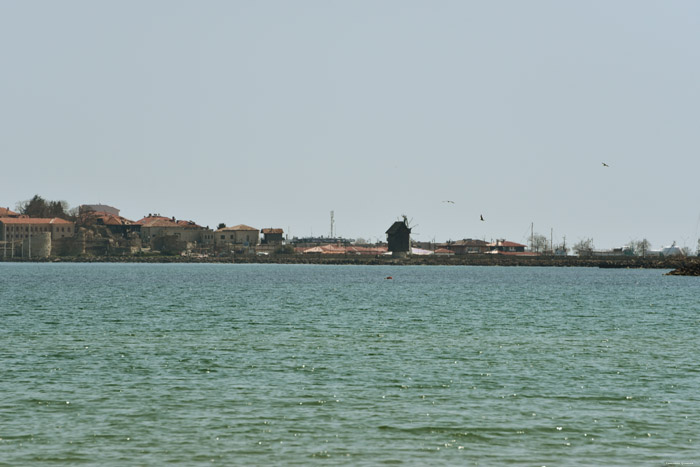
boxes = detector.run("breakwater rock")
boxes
[665,261,700,276]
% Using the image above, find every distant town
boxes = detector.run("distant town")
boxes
[0,195,695,260]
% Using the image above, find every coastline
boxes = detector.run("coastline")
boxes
[2,254,698,270]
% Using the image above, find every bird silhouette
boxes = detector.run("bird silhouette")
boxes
[602,162,610,167]
[442,200,455,204]
[480,214,485,221]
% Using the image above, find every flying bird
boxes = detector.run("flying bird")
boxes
[602,162,610,167]
[442,200,455,204]
[480,214,485,221]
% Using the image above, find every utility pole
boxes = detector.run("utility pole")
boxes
[330,211,335,239]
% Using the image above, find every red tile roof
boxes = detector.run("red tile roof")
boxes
[80,211,136,226]
[140,218,180,228]
[0,207,20,217]
[135,215,172,225]
[261,228,284,234]
[135,215,202,229]
[218,224,258,232]
[0,217,73,225]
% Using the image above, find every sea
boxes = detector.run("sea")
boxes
[1,262,699,466]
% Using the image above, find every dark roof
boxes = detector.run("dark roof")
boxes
[386,221,411,235]
[488,240,527,248]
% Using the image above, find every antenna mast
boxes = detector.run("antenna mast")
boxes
[330,211,335,238]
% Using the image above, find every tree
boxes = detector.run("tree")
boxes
[530,233,548,253]
[572,238,595,256]
[16,195,72,219]
[630,239,651,257]
[217,223,227,230]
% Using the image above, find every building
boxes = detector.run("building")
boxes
[646,242,684,257]
[136,215,212,246]
[386,218,411,255]
[261,228,284,245]
[78,210,141,237]
[215,224,260,246]
[435,248,455,256]
[443,239,490,255]
[79,204,120,217]
[0,207,21,218]
[487,239,531,255]
[0,217,75,242]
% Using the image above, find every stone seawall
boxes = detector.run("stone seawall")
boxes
[4,254,698,270]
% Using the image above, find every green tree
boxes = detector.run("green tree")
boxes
[17,195,72,219]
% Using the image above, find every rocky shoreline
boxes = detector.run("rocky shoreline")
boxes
[664,262,700,276]
[3,254,700,271]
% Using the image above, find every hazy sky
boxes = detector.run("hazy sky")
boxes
[2,1,699,249]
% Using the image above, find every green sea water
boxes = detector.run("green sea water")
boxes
[1,263,699,465]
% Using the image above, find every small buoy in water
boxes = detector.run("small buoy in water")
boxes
[385,276,393,280]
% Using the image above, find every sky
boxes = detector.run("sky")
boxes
[2,1,699,250]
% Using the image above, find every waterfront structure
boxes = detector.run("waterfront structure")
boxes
[443,239,490,255]
[0,217,75,241]
[435,248,455,256]
[261,228,284,245]
[0,217,74,258]
[646,242,684,257]
[215,224,260,246]
[487,239,529,255]
[136,215,213,245]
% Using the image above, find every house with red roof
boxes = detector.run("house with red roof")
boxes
[0,217,75,243]
[215,224,260,246]
[261,228,284,245]
[79,210,141,237]
[136,215,213,246]
[435,248,455,256]
[0,207,21,218]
